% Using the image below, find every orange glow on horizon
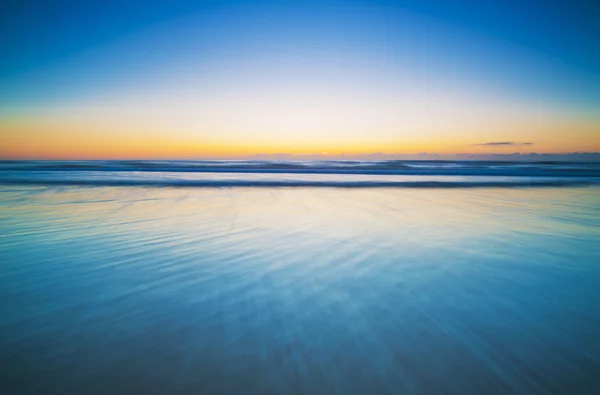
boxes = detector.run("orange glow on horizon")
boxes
[2,111,598,160]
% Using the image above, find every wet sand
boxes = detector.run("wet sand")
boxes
[1,186,599,394]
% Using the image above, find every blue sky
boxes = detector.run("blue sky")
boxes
[1,0,599,158]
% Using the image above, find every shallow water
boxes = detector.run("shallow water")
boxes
[1,185,599,394]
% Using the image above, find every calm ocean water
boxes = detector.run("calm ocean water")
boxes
[1,161,600,394]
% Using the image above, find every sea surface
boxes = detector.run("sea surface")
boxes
[1,161,599,394]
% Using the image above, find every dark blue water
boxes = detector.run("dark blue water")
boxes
[1,162,600,394]
[1,160,599,189]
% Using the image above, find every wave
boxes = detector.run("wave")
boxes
[0,178,596,189]
[1,160,600,177]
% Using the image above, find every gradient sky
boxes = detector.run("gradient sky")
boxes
[1,0,599,159]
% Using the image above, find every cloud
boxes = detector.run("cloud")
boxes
[473,142,534,146]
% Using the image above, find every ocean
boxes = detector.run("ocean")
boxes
[1,160,599,394]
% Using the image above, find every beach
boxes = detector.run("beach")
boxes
[3,0,599,392]
[1,178,599,394]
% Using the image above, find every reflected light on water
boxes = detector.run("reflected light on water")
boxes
[1,186,599,394]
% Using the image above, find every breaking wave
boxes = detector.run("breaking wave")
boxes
[1,160,599,188]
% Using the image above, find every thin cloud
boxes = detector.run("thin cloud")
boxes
[473,142,534,146]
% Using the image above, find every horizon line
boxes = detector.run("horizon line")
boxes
[1,152,600,162]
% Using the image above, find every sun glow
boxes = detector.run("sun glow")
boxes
[1,1,599,159]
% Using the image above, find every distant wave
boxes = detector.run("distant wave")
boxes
[0,178,596,189]
[2,160,599,188]
[1,160,600,177]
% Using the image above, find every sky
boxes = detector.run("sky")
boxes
[1,0,599,159]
